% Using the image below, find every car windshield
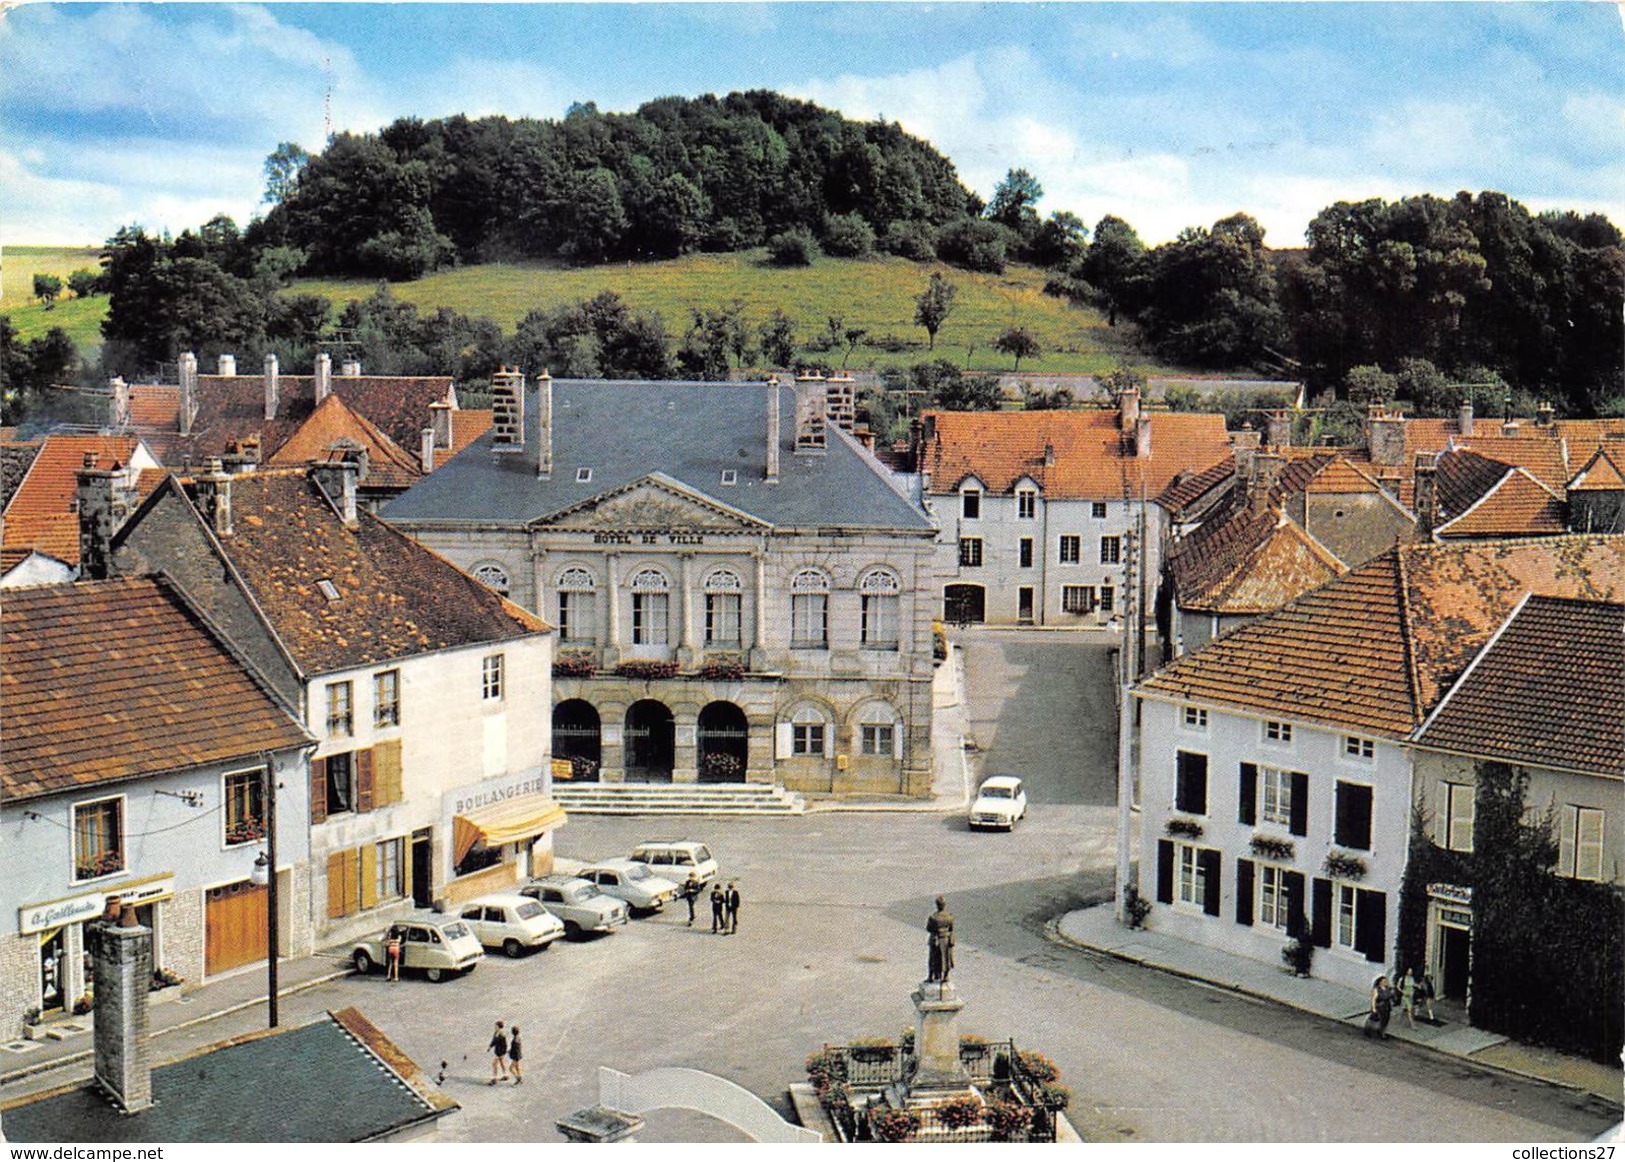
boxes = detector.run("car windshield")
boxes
[515,901,544,920]
[440,922,471,941]
[571,883,600,901]
[982,786,1012,799]
[623,864,651,880]
[693,846,712,863]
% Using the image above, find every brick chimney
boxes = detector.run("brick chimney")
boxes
[263,353,280,420]
[536,369,553,478]
[1134,415,1152,458]
[429,400,453,449]
[490,367,526,453]
[314,353,332,404]
[1457,401,1474,438]
[1249,451,1286,515]
[218,354,236,377]
[1265,409,1292,449]
[421,428,435,473]
[1043,442,1056,468]
[1116,384,1141,431]
[1413,453,1438,539]
[310,458,359,526]
[77,452,118,581]
[109,377,130,429]
[825,373,856,431]
[1366,406,1405,468]
[91,903,154,1114]
[766,382,781,483]
[794,373,827,454]
[1230,426,1260,484]
[1535,401,1555,429]
[193,458,234,536]
[340,358,362,377]
[179,352,199,437]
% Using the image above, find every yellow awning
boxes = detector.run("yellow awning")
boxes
[453,794,568,865]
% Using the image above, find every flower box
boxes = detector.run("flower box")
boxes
[696,654,745,681]
[1323,850,1367,880]
[1249,834,1295,861]
[614,659,679,680]
[1165,817,1204,840]
[553,652,597,678]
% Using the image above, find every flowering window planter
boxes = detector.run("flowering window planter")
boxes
[225,819,266,846]
[1165,817,1204,840]
[614,660,679,680]
[75,852,124,880]
[1249,834,1295,861]
[697,654,745,681]
[553,652,598,678]
[1323,850,1367,880]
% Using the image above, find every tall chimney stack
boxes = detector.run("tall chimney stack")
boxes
[1366,405,1405,468]
[218,353,236,377]
[490,367,526,452]
[1116,384,1141,431]
[1265,409,1292,449]
[179,352,199,437]
[766,381,782,483]
[794,373,827,454]
[91,904,154,1113]
[1249,451,1286,515]
[420,428,436,474]
[314,353,332,404]
[536,370,553,478]
[263,353,280,420]
[1413,453,1438,540]
[77,453,119,581]
[1134,415,1152,459]
[109,377,130,429]
[1230,426,1260,484]
[429,400,453,449]
[340,357,362,378]
[1457,401,1474,438]
[193,458,234,536]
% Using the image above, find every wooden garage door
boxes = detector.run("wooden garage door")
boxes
[206,880,267,975]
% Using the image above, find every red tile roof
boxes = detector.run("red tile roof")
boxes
[1142,536,1625,737]
[0,576,311,801]
[1568,445,1625,492]
[1173,512,1345,614]
[1436,468,1566,538]
[1,435,150,565]
[1155,455,1235,517]
[166,470,548,675]
[267,394,424,491]
[448,410,494,460]
[1417,596,1624,776]
[922,408,1232,500]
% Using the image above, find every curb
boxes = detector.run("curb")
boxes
[0,967,352,1087]
[1042,918,1617,1107]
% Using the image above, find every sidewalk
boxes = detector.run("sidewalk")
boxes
[1053,902,1623,1104]
[0,950,351,1093]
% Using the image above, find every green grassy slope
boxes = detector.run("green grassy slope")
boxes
[3,246,108,353]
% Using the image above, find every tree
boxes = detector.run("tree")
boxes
[263,141,309,205]
[1027,211,1088,270]
[758,310,797,367]
[767,227,819,266]
[937,217,1010,274]
[986,168,1043,238]
[1082,215,1147,326]
[822,213,875,258]
[841,326,867,369]
[993,326,1041,371]
[1024,386,1074,411]
[911,359,1001,411]
[67,269,103,299]
[32,274,62,309]
[913,272,958,350]
[1344,364,1397,405]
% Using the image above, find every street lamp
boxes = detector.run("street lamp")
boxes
[248,758,279,1028]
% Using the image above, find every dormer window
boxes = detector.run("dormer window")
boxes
[962,489,981,519]
[317,579,341,602]
[576,467,592,483]
[720,469,738,486]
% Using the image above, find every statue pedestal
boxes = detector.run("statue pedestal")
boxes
[905,979,973,1095]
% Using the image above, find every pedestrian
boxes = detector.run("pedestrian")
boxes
[1365,976,1394,1040]
[683,872,702,927]
[1397,967,1417,1029]
[1418,971,1438,1023]
[725,880,740,935]
[385,927,402,982]
[507,1025,523,1085]
[710,882,726,933]
[488,1020,508,1084]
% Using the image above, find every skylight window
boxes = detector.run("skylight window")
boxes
[316,579,341,602]
[576,467,592,483]
[720,469,738,485]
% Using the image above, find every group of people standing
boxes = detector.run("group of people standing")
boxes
[487,1020,524,1084]
[1365,967,1436,1039]
[677,873,741,934]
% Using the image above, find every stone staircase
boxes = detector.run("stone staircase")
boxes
[551,781,806,816]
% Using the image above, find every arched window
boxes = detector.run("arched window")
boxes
[703,568,743,648]
[856,701,901,758]
[859,568,901,650]
[471,562,510,595]
[630,568,670,646]
[789,704,828,757]
[556,567,597,644]
[790,569,829,649]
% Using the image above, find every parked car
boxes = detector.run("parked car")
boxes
[351,914,484,982]
[628,840,718,885]
[519,875,629,937]
[578,859,681,913]
[456,893,567,957]
[969,775,1027,831]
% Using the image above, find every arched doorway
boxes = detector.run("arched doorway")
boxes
[625,700,675,783]
[944,583,986,627]
[552,699,602,782]
[697,702,749,784]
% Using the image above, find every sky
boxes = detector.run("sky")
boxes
[1,2,1622,248]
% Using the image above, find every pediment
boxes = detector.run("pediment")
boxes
[530,473,768,533]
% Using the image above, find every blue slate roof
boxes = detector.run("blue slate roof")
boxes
[383,379,932,533]
[1,1010,453,1143]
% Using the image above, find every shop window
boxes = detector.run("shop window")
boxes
[224,769,265,847]
[73,797,124,881]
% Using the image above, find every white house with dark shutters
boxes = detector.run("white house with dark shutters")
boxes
[1127,535,1625,994]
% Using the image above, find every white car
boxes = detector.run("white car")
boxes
[457,893,567,957]
[969,775,1027,830]
[578,859,681,913]
[351,915,484,982]
[629,840,719,885]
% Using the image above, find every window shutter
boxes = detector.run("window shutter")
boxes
[1311,877,1333,948]
[360,843,378,910]
[344,848,362,915]
[1288,772,1309,837]
[356,748,375,813]
[1283,871,1306,938]
[1577,809,1603,881]
[1235,858,1255,926]
[1558,806,1576,877]
[1238,763,1257,825]
[1335,781,1373,850]
[775,722,793,760]
[1433,781,1449,847]
[1356,888,1386,963]
[1199,849,1222,916]
[310,758,328,825]
[401,838,415,903]
[374,739,403,806]
[326,850,347,919]
[1176,751,1208,815]
[1156,839,1175,904]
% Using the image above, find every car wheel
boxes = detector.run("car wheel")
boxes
[352,949,374,975]
[502,938,523,959]
[425,966,445,983]
[564,920,581,939]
